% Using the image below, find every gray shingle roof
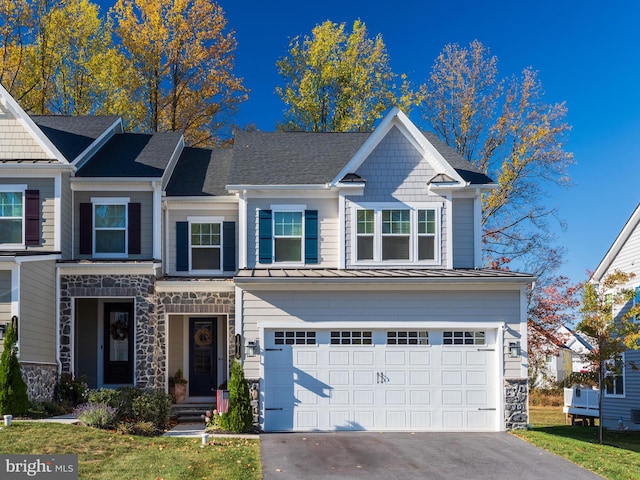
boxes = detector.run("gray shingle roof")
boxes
[227,130,493,187]
[165,147,233,196]
[235,268,535,283]
[76,132,183,178]
[228,131,371,185]
[32,115,119,162]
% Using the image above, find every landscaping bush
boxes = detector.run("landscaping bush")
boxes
[54,373,89,410]
[115,420,156,436]
[74,403,117,429]
[86,386,172,432]
[0,320,28,416]
[220,360,253,433]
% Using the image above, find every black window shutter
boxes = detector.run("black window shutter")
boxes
[24,190,40,246]
[79,203,92,254]
[128,203,141,254]
[223,221,236,272]
[258,209,272,264]
[176,221,189,271]
[304,210,318,264]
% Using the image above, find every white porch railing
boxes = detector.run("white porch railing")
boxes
[563,387,599,418]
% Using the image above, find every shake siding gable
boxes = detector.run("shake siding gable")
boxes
[345,126,448,267]
[0,105,52,160]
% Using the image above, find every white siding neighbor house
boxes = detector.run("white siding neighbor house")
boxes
[591,203,640,430]
[0,83,534,431]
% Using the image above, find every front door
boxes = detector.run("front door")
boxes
[103,302,134,384]
[189,317,217,397]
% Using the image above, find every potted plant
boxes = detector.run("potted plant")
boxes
[171,368,188,404]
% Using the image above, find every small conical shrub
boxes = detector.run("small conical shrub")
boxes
[0,321,29,416]
[220,360,252,433]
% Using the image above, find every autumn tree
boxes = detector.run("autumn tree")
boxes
[0,0,32,93]
[113,0,247,146]
[276,19,415,132]
[418,40,574,271]
[579,270,640,444]
[527,274,582,388]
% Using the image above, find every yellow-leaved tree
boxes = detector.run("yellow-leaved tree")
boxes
[113,0,248,146]
[276,19,415,132]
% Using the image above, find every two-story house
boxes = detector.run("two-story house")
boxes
[0,83,533,431]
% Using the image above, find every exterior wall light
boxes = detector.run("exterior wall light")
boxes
[509,342,521,358]
[246,340,258,357]
[0,323,6,340]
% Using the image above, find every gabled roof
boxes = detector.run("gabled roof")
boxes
[32,115,120,163]
[592,203,640,282]
[166,147,234,196]
[226,107,493,188]
[76,131,183,178]
[0,83,67,162]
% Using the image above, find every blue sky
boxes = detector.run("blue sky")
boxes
[98,0,640,286]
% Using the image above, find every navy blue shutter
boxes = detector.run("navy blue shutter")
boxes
[128,203,141,254]
[304,210,318,264]
[79,203,92,254]
[258,209,272,264]
[176,221,189,271]
[24,190,40,245]
[223,221,236,272]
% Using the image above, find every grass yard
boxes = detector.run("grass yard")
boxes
[0,422,261,480]
[515,406,640,480]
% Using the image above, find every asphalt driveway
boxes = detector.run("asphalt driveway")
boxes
[260,432,603,480]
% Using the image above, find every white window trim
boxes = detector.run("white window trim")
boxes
[187,216,224,274]
[91,197,129,259]
[351,202,442,266]
[604,353,626,398]
[0,185,27,249]
[270,204,306,265]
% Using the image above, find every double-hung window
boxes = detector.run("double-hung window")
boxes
[274,211,303,262]
[190,217,222,272]
[353,203,440,264]
[605,355,625,397]
[0,187,24,246]
[93,199,128,256]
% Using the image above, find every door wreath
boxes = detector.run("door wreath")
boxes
[110,320,128,341]
[194,328,213,347]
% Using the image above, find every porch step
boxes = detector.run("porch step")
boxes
[171,403,214,424]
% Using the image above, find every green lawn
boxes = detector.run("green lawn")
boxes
[0,422,261,480]
[515,406,640,480]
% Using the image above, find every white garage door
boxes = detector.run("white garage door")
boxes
[263,329,498,432]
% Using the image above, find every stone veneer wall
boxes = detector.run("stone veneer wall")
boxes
[504,378,528,430]
[21,362,57,401]
[247,378,259,426]
[156,290,236,376]
[59,274,163,389]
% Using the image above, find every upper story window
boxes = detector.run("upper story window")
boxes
[190,217,222,272]
[0,188,23,246]
[94,203,127,255]
[80,198,141,258]
[605,355,625,397]
[274,211,303,262]
[352,203,441,264]
[176,218,236,274]
[258,207,318,265]
[0,186,39,248]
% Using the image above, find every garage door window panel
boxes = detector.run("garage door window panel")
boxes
[274,331,317,345]
[387,331,429,345]
[443,331,486,345]
[330,331,372,345]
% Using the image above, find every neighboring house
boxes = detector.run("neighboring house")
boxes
[0,83,534,431]
[533,325,593,388]
[591,203,640,430]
